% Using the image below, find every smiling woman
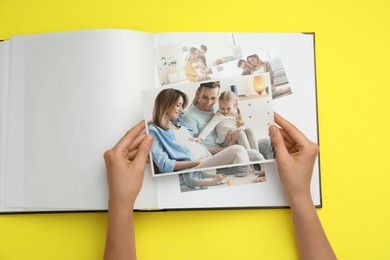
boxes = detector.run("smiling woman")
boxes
[148,88,250,182]
[152,88,188,130]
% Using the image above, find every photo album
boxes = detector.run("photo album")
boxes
[0,30,320,213]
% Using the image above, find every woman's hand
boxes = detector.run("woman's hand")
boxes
[225,130,238,146]
[104,121,154,260]
[197,154,209,165]
[269,113,318,202]
[104,121,154,211]
[269,113,336,260]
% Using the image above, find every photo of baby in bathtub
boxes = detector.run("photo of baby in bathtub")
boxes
[142,74,275,192]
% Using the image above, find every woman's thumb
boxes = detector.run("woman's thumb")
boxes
[269,124,289,159]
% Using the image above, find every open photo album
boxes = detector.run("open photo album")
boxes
[0,30,320,213]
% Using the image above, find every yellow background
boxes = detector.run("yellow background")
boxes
[1,0,389,259]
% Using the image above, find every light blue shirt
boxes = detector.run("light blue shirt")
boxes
[149,118,211,174]
[182,104,220,148]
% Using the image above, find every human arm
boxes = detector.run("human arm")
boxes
[269,113,336,260]
[148,128,177,173]
[237,124,248,131]
[207,134,238,154]
[188,137,202,143]
[181,172,225,188]
[196,173,226,187]
[149,124,209,172]
[174,155,208,171]
[197,113,223,142]
[182,108,200,137]
[182,108,227,155]
[151,145,204,171]
[223,130,239,146]
[199,59,207,73]
[206,130,237,154]
[103,121,154,260]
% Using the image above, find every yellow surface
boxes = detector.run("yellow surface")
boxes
[1,0,389,259]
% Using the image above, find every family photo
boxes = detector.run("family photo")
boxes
[141,75,275,192]
[155,34,243,85]
[179,164,267,193]
[236,50,292,99]
[155,35,293,99]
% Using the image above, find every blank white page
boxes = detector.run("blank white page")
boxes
[4,30,157,210]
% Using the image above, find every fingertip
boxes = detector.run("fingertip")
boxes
[139,134,154,155]
[269,124,288,156]
[137,119,147,127]
[142,135,154,154]
[269,124,277,137]
[269,124,280,144]
[269,124,283,143]
[273,112,282,124]
[145,134,154,145]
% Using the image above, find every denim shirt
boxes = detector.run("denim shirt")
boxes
[149,118,211,174]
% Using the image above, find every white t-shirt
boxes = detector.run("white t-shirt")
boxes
[198,112,239,144]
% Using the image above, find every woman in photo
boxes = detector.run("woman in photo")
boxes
[247,54,275,90]
[148,88,250,186]
[185,47,208,82]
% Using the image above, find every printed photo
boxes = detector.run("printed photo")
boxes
[155,34,243,85]
[235,50,292,99]
[179,164,267,193]
[155,36,292,99]
[142,75,275,177]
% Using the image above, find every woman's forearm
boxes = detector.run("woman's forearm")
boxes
[174,160,200,171]
[288,194,337,260]
[104,201,137,260]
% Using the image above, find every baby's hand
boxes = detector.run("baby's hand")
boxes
[226,130,238,146]
[237,125,248,132]
[197,154,209,164]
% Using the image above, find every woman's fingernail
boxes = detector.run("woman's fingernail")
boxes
[146,135,153,144]
[269,125,277,136]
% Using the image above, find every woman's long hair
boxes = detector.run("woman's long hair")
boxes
[187,47,198,61]
[191,81,221,105]
[152,88,188,130]
[247,54,264,65]
[218,91,243,127]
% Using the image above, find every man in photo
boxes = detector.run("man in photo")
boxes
[198,45,208,68]
[182,81,274,163]
[148,88,250,176]
[237,59,254,76]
